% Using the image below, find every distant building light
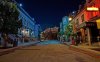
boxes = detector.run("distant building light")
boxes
[72,11,75,14]
[87,7,99,11]
[19,3,23,7]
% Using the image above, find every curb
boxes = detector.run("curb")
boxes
[0,41,40,56]
[0,46,21,56]
[69,45,100,59]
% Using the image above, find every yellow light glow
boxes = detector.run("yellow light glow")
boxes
[69,17,72,21]
[96,19,100,29]
[87,7,99,11]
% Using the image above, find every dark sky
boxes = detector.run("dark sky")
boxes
[16,0,85,30]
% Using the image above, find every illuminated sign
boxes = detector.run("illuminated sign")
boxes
[96,19,100,29]
[87,7,99,11]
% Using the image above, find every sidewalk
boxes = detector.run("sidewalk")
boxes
[18,41,40,46]
[0,41,40,56]
[69,45,100,59]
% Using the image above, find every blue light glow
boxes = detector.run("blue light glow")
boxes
[20,3,23,7]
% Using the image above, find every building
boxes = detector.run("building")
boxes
[62,16,69,32]
[13,0,42,42]
[72,0,100,46]
[41,27,59,40]
[60,16,69,35]
[34,24,42,40]
[60,22,63,35]
[16,3,36,42]
[0,0,41,48]
[59,16,69,42]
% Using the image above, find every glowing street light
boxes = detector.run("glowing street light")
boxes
[19,3,23,7]
[69,17,72,21]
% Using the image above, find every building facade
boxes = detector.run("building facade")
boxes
[17,4,36,42]
[72,0,100,46]
[41,27,59,40]
[62,16,69,33]
[60,22,63,35]
[34,24,42,40]
[59,16,69,42]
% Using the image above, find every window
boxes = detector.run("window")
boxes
[81,14,85,22]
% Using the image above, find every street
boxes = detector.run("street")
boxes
[36,40,61,45]
[0,0,100,62]
[0,40,97,62]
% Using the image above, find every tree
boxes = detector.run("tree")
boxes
[0,0,22,34]
[0,0,22,48]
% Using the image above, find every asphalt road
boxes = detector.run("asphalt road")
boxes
[0,40,98,62]
[36,40,61,45]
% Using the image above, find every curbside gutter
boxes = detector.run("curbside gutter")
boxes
[0,41,40,56]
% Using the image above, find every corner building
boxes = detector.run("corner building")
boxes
[72,0,100,46]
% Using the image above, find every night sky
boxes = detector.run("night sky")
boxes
[16,0,85,30]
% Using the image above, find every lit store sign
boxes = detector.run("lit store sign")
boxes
[96,19,100,29]
[87,7,99,11]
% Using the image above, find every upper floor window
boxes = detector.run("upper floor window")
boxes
[81,14,85,22]
[76,19,79,25]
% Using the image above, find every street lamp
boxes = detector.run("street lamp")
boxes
[69,17,72,21]
[19,3,23,7]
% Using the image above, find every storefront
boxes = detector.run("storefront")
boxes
[78,20,100,46]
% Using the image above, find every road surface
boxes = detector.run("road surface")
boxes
[0,40,98,62]
[36,40,61,45]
